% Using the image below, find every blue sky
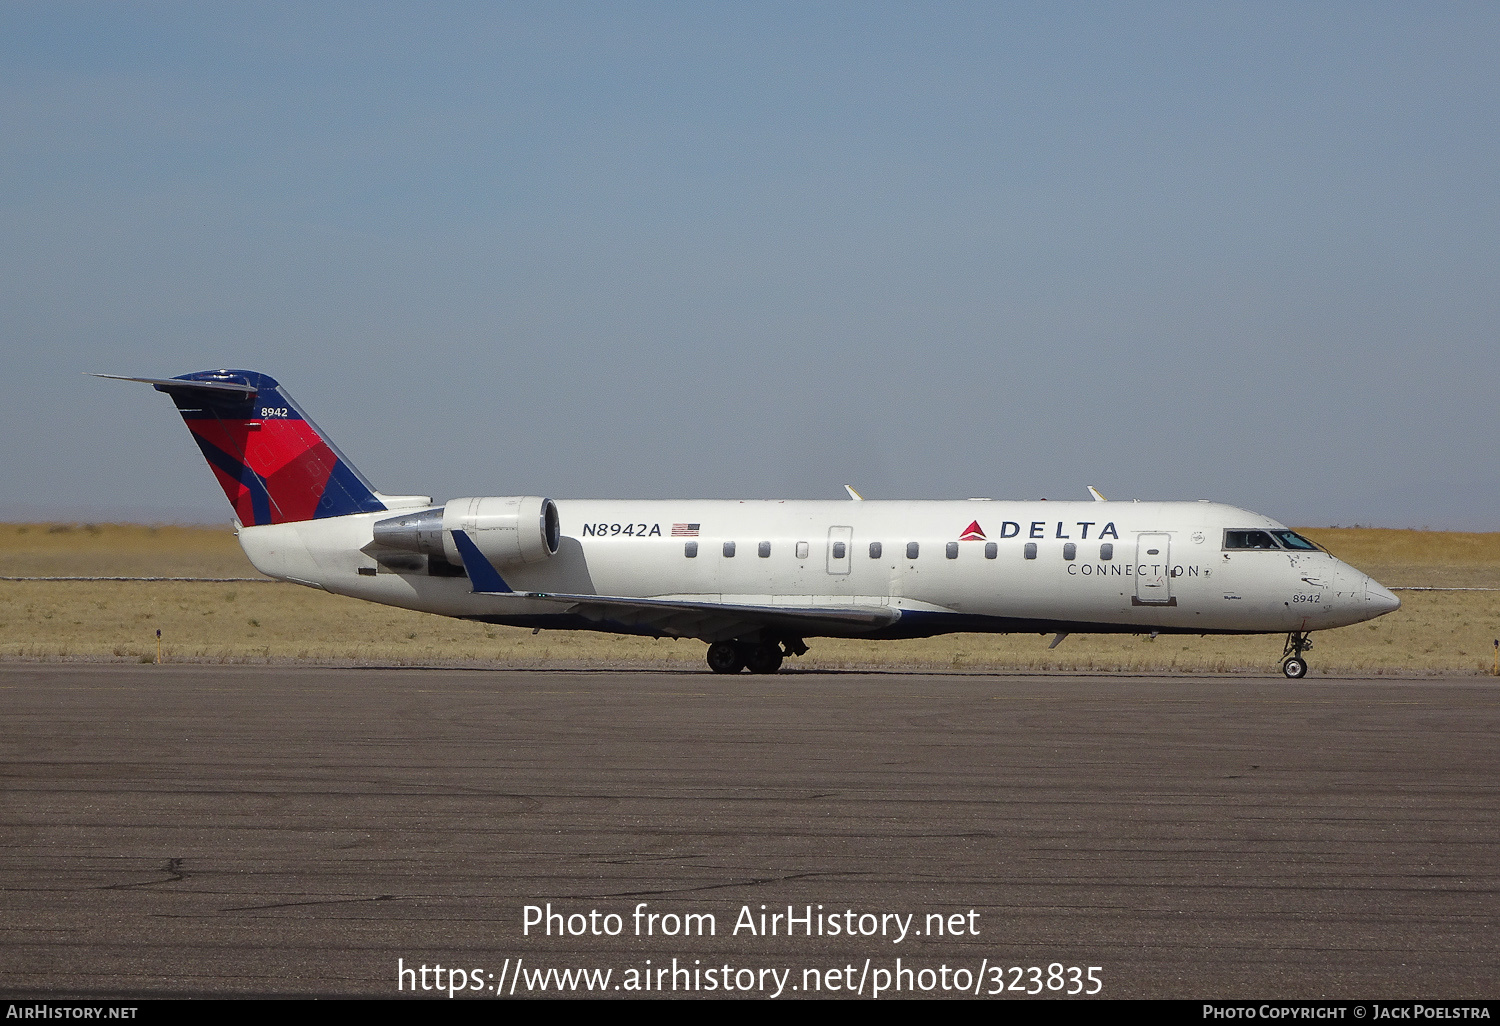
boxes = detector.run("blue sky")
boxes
[3,3,1497,527]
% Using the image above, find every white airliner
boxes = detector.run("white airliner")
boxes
[101,370,1400,678]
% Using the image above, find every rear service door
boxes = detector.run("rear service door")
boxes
[1135,533,1173,605]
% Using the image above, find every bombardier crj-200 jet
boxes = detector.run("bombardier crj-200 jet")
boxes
[101,370,1401,677]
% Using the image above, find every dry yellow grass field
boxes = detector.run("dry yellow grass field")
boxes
[0,522,258,578]
[3,523,1498,673]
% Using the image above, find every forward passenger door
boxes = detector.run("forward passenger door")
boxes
[1135,532,1173,605]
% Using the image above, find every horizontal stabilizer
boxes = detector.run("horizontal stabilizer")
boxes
[91,373,258,399]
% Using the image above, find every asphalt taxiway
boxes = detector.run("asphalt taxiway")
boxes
[1,664,1496,998]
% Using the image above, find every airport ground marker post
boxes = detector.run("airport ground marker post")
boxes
[156,628,161,665]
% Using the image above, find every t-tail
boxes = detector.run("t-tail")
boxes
[96,369,394,526]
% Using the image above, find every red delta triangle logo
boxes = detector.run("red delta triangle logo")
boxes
[959,521,986,541]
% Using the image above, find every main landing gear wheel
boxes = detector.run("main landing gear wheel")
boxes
[743,642,784,675]
[1282,656,1308,679]
[706,641,745,674]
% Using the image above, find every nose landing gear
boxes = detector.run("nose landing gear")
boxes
[1281,632,1313,678]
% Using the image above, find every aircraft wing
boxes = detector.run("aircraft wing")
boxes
[449,528,897,641]
[515,590,898,641]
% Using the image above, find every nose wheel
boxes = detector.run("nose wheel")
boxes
[1281,632,1313,678]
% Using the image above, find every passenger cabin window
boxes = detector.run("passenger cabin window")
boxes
[905,542,920,560]
[984,541,997,559]
[796,541,809,560]
[723,541,736,557]
[684,541,698,558]
[758,541,771,558]
[1224,530,1279,550]
[1100,542,1113,561]
[1270,530,1319,551]
[1023,543,1037,559]
[946,541,959,559]
[869,541,882,559]
[1063,542,1076,561]
[832,542,846,559]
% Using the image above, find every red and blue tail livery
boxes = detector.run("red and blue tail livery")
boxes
[98,369,387,526]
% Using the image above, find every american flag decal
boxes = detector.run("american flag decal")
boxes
[671,523,700,537]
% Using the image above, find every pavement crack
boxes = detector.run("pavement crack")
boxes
[102,857,186,890]
[220,894,397,912]
[590,871,870,899]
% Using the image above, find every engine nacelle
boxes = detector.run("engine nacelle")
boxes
[373,496,560,570]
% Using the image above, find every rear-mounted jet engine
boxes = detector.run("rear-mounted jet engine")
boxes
[372,496,560,569]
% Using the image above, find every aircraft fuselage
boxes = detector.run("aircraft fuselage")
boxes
[102,369,1402,674]
[237,498,1399,640]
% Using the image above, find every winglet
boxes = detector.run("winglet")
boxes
[449,529,513,593]
[844,484,864,501]
[1087,486,1107,502]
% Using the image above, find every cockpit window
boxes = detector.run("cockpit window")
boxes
[1270,530,1320,551]
[1223,530,1280,550]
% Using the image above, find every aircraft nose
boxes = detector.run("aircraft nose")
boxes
[1364,577,1401,615]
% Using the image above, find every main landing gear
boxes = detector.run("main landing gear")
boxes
[705,637,806,675]
[1281,632,1313,678]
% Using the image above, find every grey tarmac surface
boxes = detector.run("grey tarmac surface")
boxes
[0,663,1496,1000]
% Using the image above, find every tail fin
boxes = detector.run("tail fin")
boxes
[98,369,388,526]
